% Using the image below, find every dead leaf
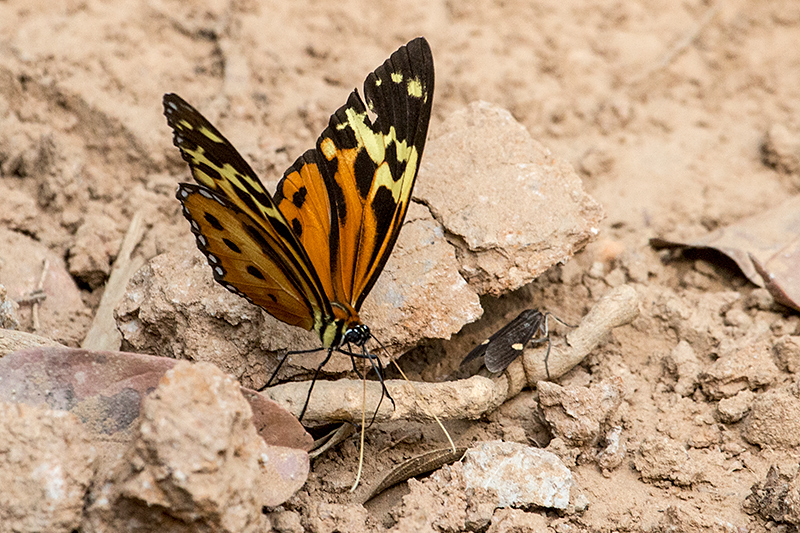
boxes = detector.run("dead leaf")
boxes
[651,196,800,312]
[0,346,312,451]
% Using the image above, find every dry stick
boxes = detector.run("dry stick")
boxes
[265,285,640,424]
[82,211,146,351]
[31,259,49,331]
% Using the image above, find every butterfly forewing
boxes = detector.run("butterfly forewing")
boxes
[274,37,434,311]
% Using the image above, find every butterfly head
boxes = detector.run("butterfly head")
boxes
[343,323,371,348]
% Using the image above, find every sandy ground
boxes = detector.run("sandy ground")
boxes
[2,0,800,531]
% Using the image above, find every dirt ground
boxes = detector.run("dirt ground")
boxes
[2,0,800,531]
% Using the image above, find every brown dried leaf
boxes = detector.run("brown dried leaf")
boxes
[0,346,312,451]
[651,196,800,312]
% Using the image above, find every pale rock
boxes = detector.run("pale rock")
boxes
[462,440,573,510]
[85,361,307,533]
[717,390,756,424]
[699,339,778,399]
[416,101,604,296]
[743,388,800,448]
[0,402,95,533]
[538,377,624,447]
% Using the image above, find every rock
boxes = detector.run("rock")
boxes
[596,426,626,471]
[0,284,20,329]
[774,335,800,374]
[390,463,468,533]
[538,377,624,447]
[0,227,89,345]
[699,338,778,399]
[663,340,701,396]
[415,101,603,296]
[717,390,756,424]
[634,436,700,486]
[85,361,307,533]
[0,402,95,533]
[67,213,121,289]
[268,510,304,533]
[742,388,800,448]
[462,440,572,509]
[743,465,800,525]
[116,249,284,385]
[358,202,482,352]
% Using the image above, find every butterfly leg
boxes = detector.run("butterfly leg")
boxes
[299,347,336,422]
[534,313,576,381]
[262,347,324,391]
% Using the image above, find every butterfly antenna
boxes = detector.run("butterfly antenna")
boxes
[299,347,335,421]
[374,336,456,454]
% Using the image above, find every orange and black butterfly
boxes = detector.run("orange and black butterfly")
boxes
[163,38,434,404]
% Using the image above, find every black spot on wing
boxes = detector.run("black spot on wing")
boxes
[223,238,241,254]
[369,186,397,259]
[383,141,400,182]
[354,149,377,198]
[292,187,307,208]
[246,265,265,280]
[204,212,224,231]
[291,218,303,238]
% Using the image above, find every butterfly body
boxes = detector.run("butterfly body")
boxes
[165,37,434,354]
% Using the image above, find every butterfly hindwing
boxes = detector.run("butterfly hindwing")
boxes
[177,183,325,330]
[462,309,548,373]
[165,93,333,331]
[274,37,434,311]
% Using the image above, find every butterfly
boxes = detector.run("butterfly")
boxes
[461,309,552,375]
[163,38,434,394]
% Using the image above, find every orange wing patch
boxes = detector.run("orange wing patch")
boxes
[275,38,434,311]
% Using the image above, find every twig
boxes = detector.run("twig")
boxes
[264,285,640,424]
[82,211,146,350]
[32,259,49,331]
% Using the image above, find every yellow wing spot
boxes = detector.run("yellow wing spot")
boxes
[406,77,423,98]
[320,137,337,161]
[512,343,524,351]
[345,108,384,164]
[177,118,195,131]
[386,126,414,163]
[391,72,403,83]
[373,162,393,191]
[374,78,382,87]
[199,125,225,143]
